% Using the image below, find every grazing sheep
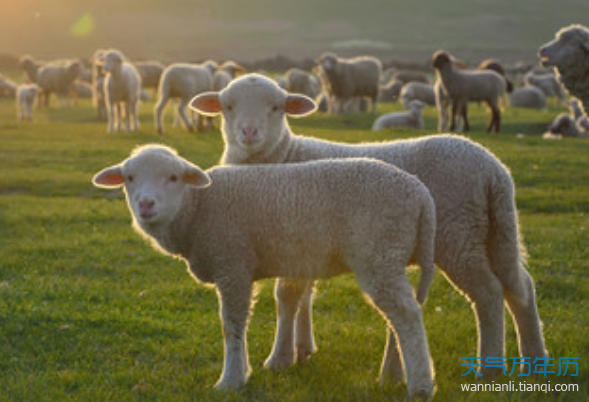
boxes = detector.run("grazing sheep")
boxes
[378,79,404,103]
[316,53,381,114]
[36,59,83,108]
[219,60,246,78]
[509,86,547,110]
[191,73,548,383]
[0,73,17,98]
[100,49,142,133]
[545,112,588,139]
[283,68,321,99]
[372,100,426,130]
[92,145,436,398]
[432,50,506,133]
[539,24,589,117]
[16,83,40,121]
[400,82,436,109]
[154,63,213,134]
[523,72,565,102]
[568,99,589,131]
[135,61,165,91]
[389,70,430,85]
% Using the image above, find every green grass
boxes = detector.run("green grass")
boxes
[0,97,588,402]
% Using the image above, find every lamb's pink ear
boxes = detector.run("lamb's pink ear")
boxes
[183,163,212,188]
[285,94,316,117]
[190,92,221,116]
[92,165,124,188]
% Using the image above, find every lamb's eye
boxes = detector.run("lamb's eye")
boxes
[127,175,134,183]
[170,174,178,182]
[226,105,233,112]
[272,105,279,112]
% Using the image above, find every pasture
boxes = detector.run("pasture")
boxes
[0,95,588,402]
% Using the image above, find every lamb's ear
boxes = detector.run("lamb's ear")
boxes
[190,92,221,116]
[285,94,316,117]
[92,165,125,188]
[183,163,212,188]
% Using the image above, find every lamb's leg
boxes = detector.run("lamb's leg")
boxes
[215,279,253,390]
[380,329,405,385]
[177,100,194,132]
[124,102,132,133]
[154,95,168,134]
[264,278,316,370]
[356,268,434,400]
[450,100,459,131]
[461,102,470,132]
[107,101,115,134]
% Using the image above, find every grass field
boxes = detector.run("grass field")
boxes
[0,96,588,402]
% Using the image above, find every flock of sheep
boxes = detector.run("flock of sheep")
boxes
[3,23,589,140]
[9,23,589,400]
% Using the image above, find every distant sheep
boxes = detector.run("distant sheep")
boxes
[92,49,107,120]
[478,59,514,93]
[316,53,381,114]
[0,73,17,98]
[283,68,321,99]
[16,83,40,121]
[523,72,565,102]
[154,63,213,134]
[544,112,588,139]
[400,82,436,109]
[372,99,426,130]
[378,79,404,103]
[219,60,246,78]
[213,69,232,92]
[568,99,589,131]
[36,59,83,107]
[19,55,41,83]
[135,61,165,90]
[191,74,548,383]
[509,86,547,110]
[93,144,436,399]
[100,49,142,133]
[432,50,505,132]
[539,24,589,118]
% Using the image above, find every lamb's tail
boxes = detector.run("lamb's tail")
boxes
[416,194,436,305]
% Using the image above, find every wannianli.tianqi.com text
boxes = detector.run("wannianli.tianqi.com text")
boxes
[461,382,579,393]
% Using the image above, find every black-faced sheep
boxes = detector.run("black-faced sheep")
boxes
[190,74,548,384]
[93,144,436,399]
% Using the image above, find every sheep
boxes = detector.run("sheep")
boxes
[545,112,588,139]
[316,52,381,114]
[509,86,547,110]
[378,79,404,103]
[568,99,589,131]
[0,73,17,98]
[16,83,40,121]
[190,73,548,383]
[73,80,93,99]
[154,63,213,134]
[538,24,589,117]
[219,60,246,78]
[432,50,505,133]
[400,82,436,109]
[213,69,232,92]
[372,100,426,131]
[92,49,107,120]
[36,59,83,108]
[100,49,142,133]
[19,55,41,83]
[523,72,565,103]
[92,144,436,399]
[283,68,321,99]
[478,59,514,93]
[135,60,165,90]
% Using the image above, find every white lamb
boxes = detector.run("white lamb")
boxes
[99,49,142,133]
[400,82,436,109]
[16,83,40,121]
[92,144,436,399]
[190,73,548,383]
[372,100,426,131]
[154,63,213,134]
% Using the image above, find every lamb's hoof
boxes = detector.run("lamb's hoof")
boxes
[295,344,317,364]
[264,354,295,370]
[409,388,434,402]
[214,376,246,390]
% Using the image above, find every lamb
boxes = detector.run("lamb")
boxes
[316,52,381,114]
[36,59,83,108]
[99,49,142,133]
[135,61,165,91]
[19,55,41,83]
[539,24,589,117]
[544,112,588,139]
[432,50,506,132]
[154,63,213,134]
[509,86,547,110]
[16,83,40,121]
[372,99,426,130]
[523,72,565,102]
[400,82,436,109]
[378,79,404,103]
[91,49,107,120]
[568,99,589,131]
[92,144,436,399]
[283,68,321,99]
[0,73,17,98]
[219,60,246,78]
[190,73,548,384]
[478,59,514,93]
